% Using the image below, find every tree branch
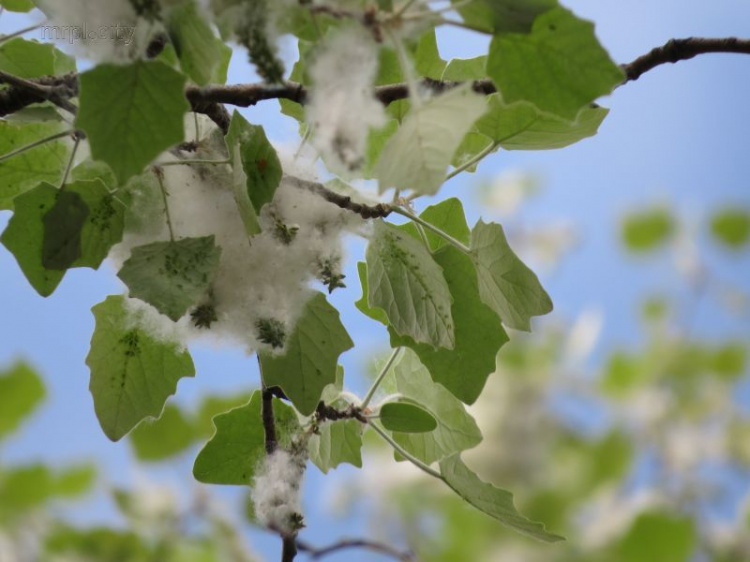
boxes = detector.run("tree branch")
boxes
[296,538,416,561]
[284,175,392,219]
[622,37,750,83]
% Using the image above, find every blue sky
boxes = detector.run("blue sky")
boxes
[1,1,750,560]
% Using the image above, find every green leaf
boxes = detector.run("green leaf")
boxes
[71,160,117,191]
[470,220,553,331]
[225,112,283,214]
[1,182,67,296]
[615,512,695,562]
[621,208,675,252]
[363,119,398,179]
[42,189,90,270]
[439,454,564,542]
[399,198,472,252]
[453,0,557,33]
[129,404,196,462]
[196,393,253,438]
[415,29,446,80]
[309,418,363,474]
[0,361,45,440]
[76,60,190,183]
[117,236,222,321]
[391,350,482,464]
[487,7,623,120]
[86,295,195,441]
[167,0,225,86]
[230,143,261,236]
[391,199,508,404]
[375,85,487,196]
[366,220,455,349]
[442,56,487,81]
[476,95,608,150]
[355,261,389,325]
[380,402,437,433]
[391,246,508,404]
[452,131,494,172]
[193,392,300,485]
[0,38,75,78]
[710,208,750,249]
[67,179,126,269]
[259,293,354,416]
[0,0,35,12]
[0,120,71,210]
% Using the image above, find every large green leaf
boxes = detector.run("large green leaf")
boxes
[193,392,300,485]
[129,404,197,462]
[487,7,623,120]
[117,236,222,321]
[452,0,557,33]
[470,220,553,332]
[440,454,564,542]
[476,95,608,150]
[76,60,190,183]
[441,56,487,81]
[67,179,126,269]
[366,221,455,349]
[355,261,389,325]
[225,112,282,214]
[380,402,437,433]
[87,295,195,441]
[391,246,508,404]
[391,350,482,464]
[1,182,67,296]
[167,0,226,85]
[0,120,71,210]
[0,362,45,440]
[259,293,354,416]
[375,85,487,196]
[0,37,75,78]
[391,200,508,404]
[414,29,446,80]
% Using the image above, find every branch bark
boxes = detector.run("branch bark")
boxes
[1,36,747,128]
[621,37,750,83]
[296,538,416,561]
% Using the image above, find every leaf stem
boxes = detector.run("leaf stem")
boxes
[369,422,442,479]
[0,23,43,44]
[0,129,74,163]
[445,140,500,181]
[153,167,175,241]
[59,134,80,188]
[361,347,402,409]
[393,0,419,18]
[390,206,472,254]
[439,17,492,35]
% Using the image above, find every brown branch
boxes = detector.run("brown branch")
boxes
[622,37,750,82]
[315,401,367,423]
[284,175,392,219]
[296,538,416,561]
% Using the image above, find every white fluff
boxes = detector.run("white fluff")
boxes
[109,123,360,353]
[306,26,386,174]
[251,449,306,534]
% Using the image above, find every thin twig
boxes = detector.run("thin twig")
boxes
[370,422,442,479]
[622,37,750,82]
[59,134,81,188]
[0,23,44,44]
[284,175,392,219]
[297,538,416,561]
[390,206,471,254]
[153,167,175,241]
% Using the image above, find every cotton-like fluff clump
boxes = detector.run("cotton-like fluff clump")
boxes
[306,26,386,174]
[109,123,361,352]
[37,0,155,62]
[251,448,306,534]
